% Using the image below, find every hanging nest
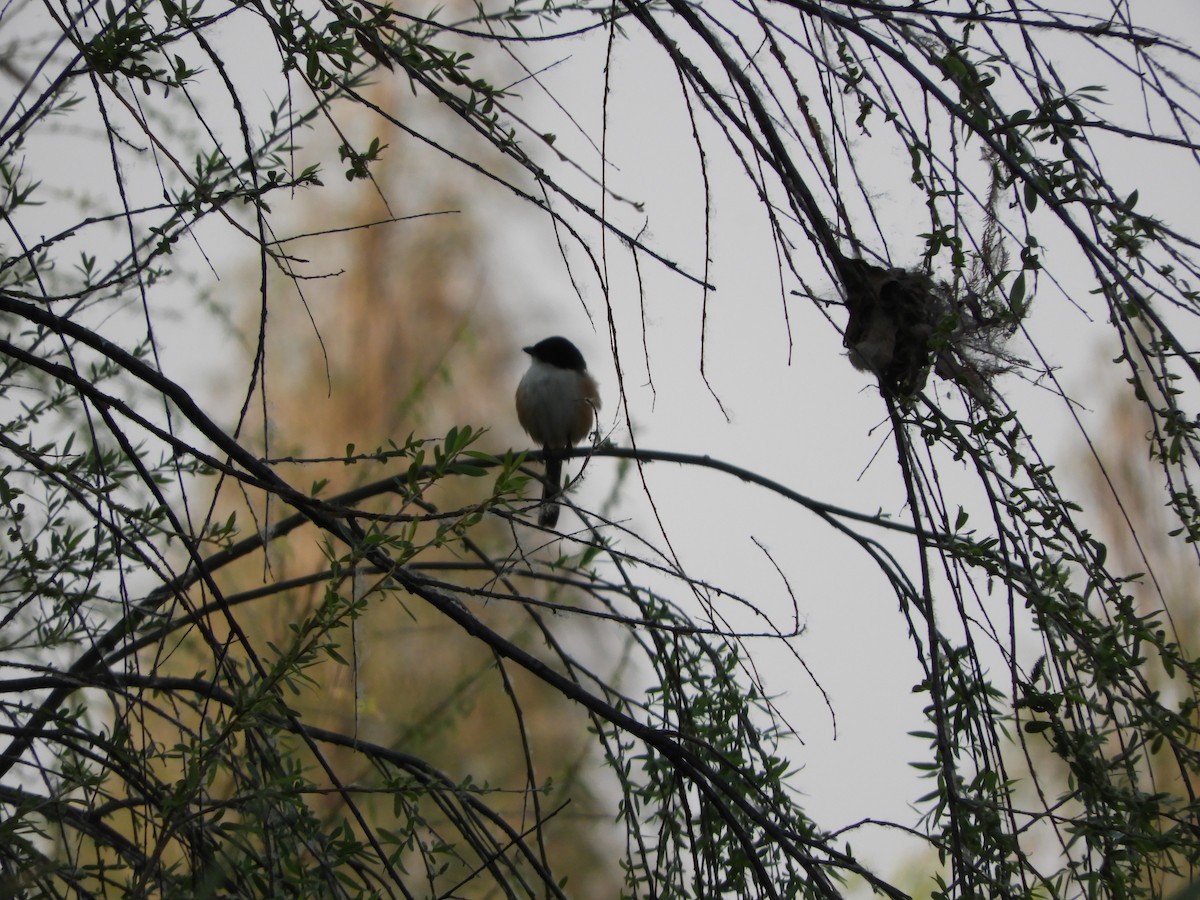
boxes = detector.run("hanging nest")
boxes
[838,257,1022,405]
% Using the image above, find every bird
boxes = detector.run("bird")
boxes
[515,336,601,527]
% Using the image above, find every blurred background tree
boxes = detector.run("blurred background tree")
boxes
[213,76,621,893]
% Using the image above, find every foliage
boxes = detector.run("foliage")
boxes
[2,0,1200,897]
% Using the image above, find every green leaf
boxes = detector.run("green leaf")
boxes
[1023,179,1039,212]
[1009,271,1027,313]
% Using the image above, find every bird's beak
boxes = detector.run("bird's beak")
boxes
[522,346,534,355]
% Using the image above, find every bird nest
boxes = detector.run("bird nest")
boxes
[839,257,1023,405]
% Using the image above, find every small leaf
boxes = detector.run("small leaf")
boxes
[1009,271,1027,312]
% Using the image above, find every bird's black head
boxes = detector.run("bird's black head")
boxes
[524,336,587,371]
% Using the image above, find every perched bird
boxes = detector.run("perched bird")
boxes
[515,336,601,527]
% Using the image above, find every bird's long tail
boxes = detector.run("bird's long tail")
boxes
[539,454,563,527]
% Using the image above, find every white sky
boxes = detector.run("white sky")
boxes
[6,0,1200,891]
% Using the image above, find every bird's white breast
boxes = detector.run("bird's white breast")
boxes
[516,361,596,448]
